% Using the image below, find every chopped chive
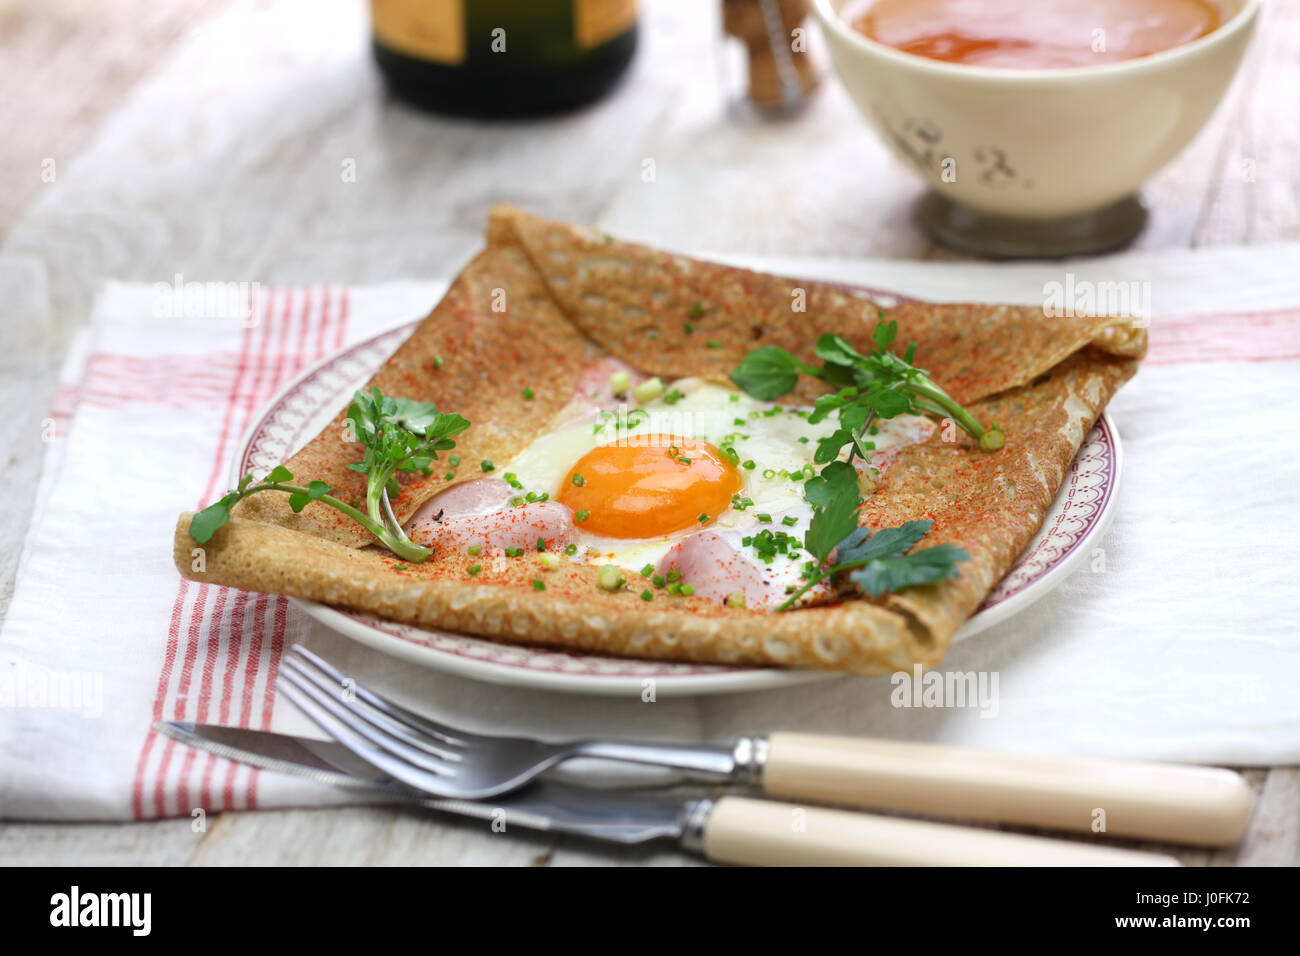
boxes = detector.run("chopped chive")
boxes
[680,583,695,596]
[640,589,653,602]
[575,509,590,523]
[631,377,665,403]
[480,460,495,472]
[707,341,721,350]
[522,387,535,400]
[598,566,623,591]
[564,543,578,556]
[782,516,798,527]
[666,582,681,595]
[467,564,481,575]
[571,474,585,487]
[467,545,483,556]
[665,569,682,582]
[537,537,546,552]
[444,471,455,481]
[448,455,460,467]
[683,321,694,334]
[652,575,665,588]
[432,356,444,368]
[757,513,773,523]
[690,301,705,318]
[532,579,546,591]
[640,563,654,577]
[728,394,739,403]
[762,468,776,479]
[698,513,710,523]
[743,460,756,470]
[392,564,408,571]
[510,496,524,507]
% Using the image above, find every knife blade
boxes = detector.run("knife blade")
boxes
[154,721,1180,866]
[154,721,690,844]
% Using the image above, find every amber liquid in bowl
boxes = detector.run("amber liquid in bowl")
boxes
[846,0,1221,69]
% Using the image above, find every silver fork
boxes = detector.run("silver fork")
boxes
[276,645,745,800]
[275,644,1256,846]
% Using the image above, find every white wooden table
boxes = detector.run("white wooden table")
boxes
[2,0,1297,865]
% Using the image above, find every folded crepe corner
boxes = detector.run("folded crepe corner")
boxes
[176,205,1145,676]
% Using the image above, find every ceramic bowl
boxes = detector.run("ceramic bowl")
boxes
[814,0,1260,223]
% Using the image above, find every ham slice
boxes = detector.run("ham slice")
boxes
[655,531,775,610]
[548,357,644,429]
[405,479,576,558]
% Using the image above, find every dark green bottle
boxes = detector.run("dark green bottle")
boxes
[371,0,639,118]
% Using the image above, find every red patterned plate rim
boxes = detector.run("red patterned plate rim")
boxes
[234,318,1121,696]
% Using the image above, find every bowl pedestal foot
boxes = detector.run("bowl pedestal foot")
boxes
[916,192,1148,259]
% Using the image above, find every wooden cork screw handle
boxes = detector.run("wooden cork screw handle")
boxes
[758,733,1255,847]
[723,0,820,109]
[702,797,1179,866]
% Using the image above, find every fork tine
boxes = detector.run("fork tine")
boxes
[280,656,462,763]
[276,664,458,779]
[288,645,477,747]
[274,677,457,798]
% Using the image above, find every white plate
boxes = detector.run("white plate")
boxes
[234,320,1122,696]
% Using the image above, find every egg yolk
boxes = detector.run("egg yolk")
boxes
[557,435,742,539]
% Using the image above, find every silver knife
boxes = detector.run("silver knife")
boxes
[154,721,1177,866]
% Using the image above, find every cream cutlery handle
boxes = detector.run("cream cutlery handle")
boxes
[702,796,1178,867]
[761,733,1254,847]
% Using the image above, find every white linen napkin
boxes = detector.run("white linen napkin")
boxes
[2,245,1298,821]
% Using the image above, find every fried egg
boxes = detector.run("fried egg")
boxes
[495,376,935,606]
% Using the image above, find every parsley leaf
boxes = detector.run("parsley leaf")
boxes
[873,318,899,350]
[814,333,866,367]
[803,462,861,564]
[815,428,854,465]
[803,460,856,510]
[288,479,333,514]
[189,492,240,544]
[850,544,970,597]
[729,346,816,400]
[834,520,934,565]
[864,385,912,418]
[777,518,969,610]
